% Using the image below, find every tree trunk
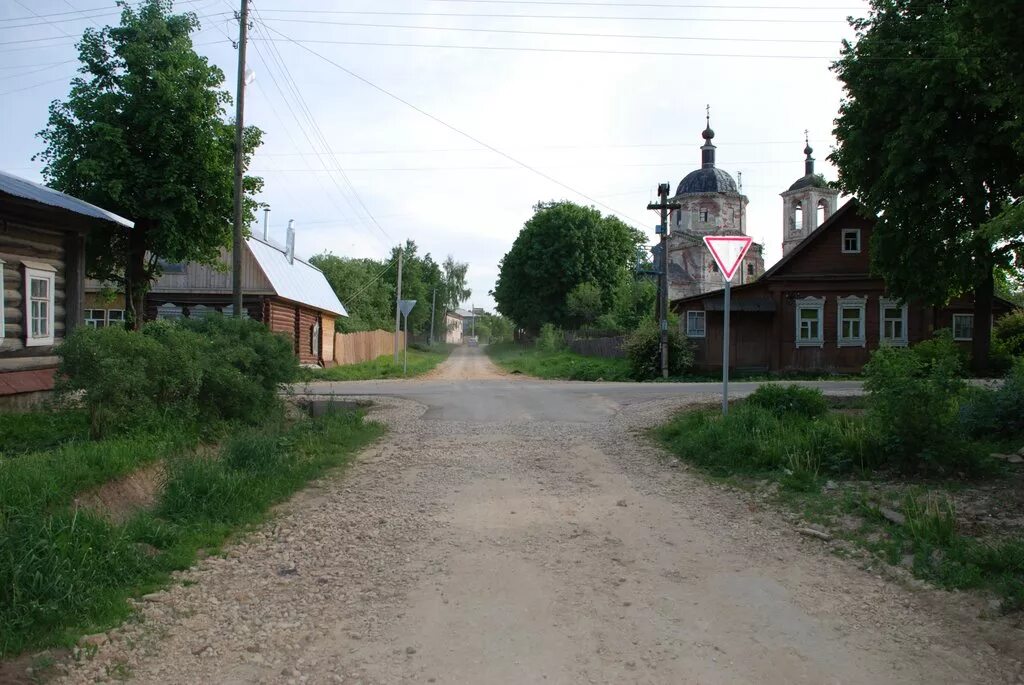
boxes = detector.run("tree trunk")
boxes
[124,220,149,330]
[971,262,994,376]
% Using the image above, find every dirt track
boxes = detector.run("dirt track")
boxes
[55,347,1024,684]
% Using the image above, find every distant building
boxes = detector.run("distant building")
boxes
[781,137,840,257]
[664,115,765,300]
[444,310,464,344]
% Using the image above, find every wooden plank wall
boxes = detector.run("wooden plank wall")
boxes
[0,219,68,361]
[333,329,405,366]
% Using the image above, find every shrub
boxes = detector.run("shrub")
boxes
[959,359,1024,438]
[746,384,828,419]
[863,333,969,472]
[536,323,565,353]
[58,316,298,438]
[623,319,694,380]
[993,310,1024,359]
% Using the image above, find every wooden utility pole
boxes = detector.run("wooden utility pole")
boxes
[429,287,436,346]
[231,0,249,315]
[393,247,404,361]
[648,184,681,378]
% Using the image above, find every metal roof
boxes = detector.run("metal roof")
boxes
[676,167,739,195]
[0,170,133,229]
[246,236,348,317]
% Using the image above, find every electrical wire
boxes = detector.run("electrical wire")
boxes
[387,0,861,9]
[254,8,849,24]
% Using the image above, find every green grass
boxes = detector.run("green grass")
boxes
[0,409,90,457]
[654,398,1024,611]
[0,408,384,657]
[299,345,453,381]
[486,342,632,381]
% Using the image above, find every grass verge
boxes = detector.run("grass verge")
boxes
[653,398,1024,612]
[486,342,632,381]
[0,406,384,657]
[300,345,453,381]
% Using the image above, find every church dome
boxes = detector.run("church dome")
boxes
[787,172,828,192]
[677,167,738,195]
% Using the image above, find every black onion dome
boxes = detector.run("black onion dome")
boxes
[787,172,828,192]
[677,167,738,195]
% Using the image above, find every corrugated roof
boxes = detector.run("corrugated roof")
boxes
[0,170,133,229]
[246,236,348,317]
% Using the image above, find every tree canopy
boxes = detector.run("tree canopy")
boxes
[311,242,471,338]
[830,0,1024,371]
[35,0,263,326]
[491,201,646,333]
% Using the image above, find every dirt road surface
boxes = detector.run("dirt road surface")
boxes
[57,347,1024,684]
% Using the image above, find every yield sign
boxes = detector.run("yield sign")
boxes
[703,235,753,281]
[399,299,417,317]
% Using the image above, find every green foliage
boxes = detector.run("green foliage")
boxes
[623,319,694,380]
[566,281,605,326]
[863,334,970,472]
[536,323,566,353]
[0,409,383,656]
[994,310,1024,359]
[492,201,646,333]
[57,317,297,438]
[605,274,657,333]
[746,384,828,419]
[830,0,1024,371]
[299,346,451,381]
[959,359,1024,438]
[34,0,264,324]
[902,491,957,548]
[487,342,632,382]
[0,409,89,457]
[479,313,513,344]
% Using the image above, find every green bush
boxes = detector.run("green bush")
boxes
[863,333,969,472]
[994,310,1024,358]
[960,359,1024,438]
[58,316,297,437]
[746,384,828,419]
[623,319,694,380]
[536,323,565,353]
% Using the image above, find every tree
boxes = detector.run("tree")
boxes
[309,253,395,333]
[566,282,604,327]
[36,0,263,327]
[492,201,646,334]
[830,0,1024,372]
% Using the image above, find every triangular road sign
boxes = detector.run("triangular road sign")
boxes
[703,235,753,281]
[399,299,417,317]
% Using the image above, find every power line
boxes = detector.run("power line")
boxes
[253,36,840,60]
[261,24,651,228]
[258,139,830,155]
[252,159,815,172]
[0,0,219,24]
[260,17,847,44]
[255,8,850,23]
[394,0,862,8]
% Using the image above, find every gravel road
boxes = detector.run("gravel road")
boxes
[56,347,1024,684]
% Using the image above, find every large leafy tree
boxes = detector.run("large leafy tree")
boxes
[830,0,1024,372]
[36,0,263,326]
[492,201,646,333]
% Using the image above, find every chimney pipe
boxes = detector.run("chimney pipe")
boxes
[286,219,295,264]
[263,207,270,241]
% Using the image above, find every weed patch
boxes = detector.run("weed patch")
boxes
[300,346,452,381]
[487,342,632,381]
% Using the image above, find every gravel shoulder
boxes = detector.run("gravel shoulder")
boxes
[52,350,1024,684]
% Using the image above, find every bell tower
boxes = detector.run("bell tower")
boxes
[780,133,839,256]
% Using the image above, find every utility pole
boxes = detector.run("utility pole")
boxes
[393,246,404,362]
[429,287,436,346]
[231,0,249,316]
[648,184,681,378]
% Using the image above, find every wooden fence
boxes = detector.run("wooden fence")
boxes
[566,334,627,359]
[333,329,405,366]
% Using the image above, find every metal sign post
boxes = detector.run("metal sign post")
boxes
[702,236,752,415]
[398,299,416,375]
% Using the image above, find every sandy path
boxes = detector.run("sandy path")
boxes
[420,344,510,381]
[53,351,1024,684]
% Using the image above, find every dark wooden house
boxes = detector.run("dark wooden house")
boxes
[1,170,133,407]
[671,199,1015,373]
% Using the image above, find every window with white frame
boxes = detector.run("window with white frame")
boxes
[686,311,706,338]
[795,296,824,347]
[107,309,124,326]
[836,296,866,347]
[953,313,974,341]
[24,263,56,346]
[85,309,107,328]
[842,229,861,253]
[879,298,908,346]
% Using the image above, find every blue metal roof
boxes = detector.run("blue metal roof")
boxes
[247,236,347,317]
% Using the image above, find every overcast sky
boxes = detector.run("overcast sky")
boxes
[1,0,867,311]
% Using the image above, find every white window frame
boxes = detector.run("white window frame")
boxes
[795,296,825,348]
[879,298,908,347]
[0,258,5,341]
[842,228,861,254]
[85,309,108,328]
[836,295,866,347]
[952,313,974,341]
[24,263,56,347]
[686,310,706,338]
[106,309,124,326]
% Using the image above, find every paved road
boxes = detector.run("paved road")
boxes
[59,346,1022,684]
